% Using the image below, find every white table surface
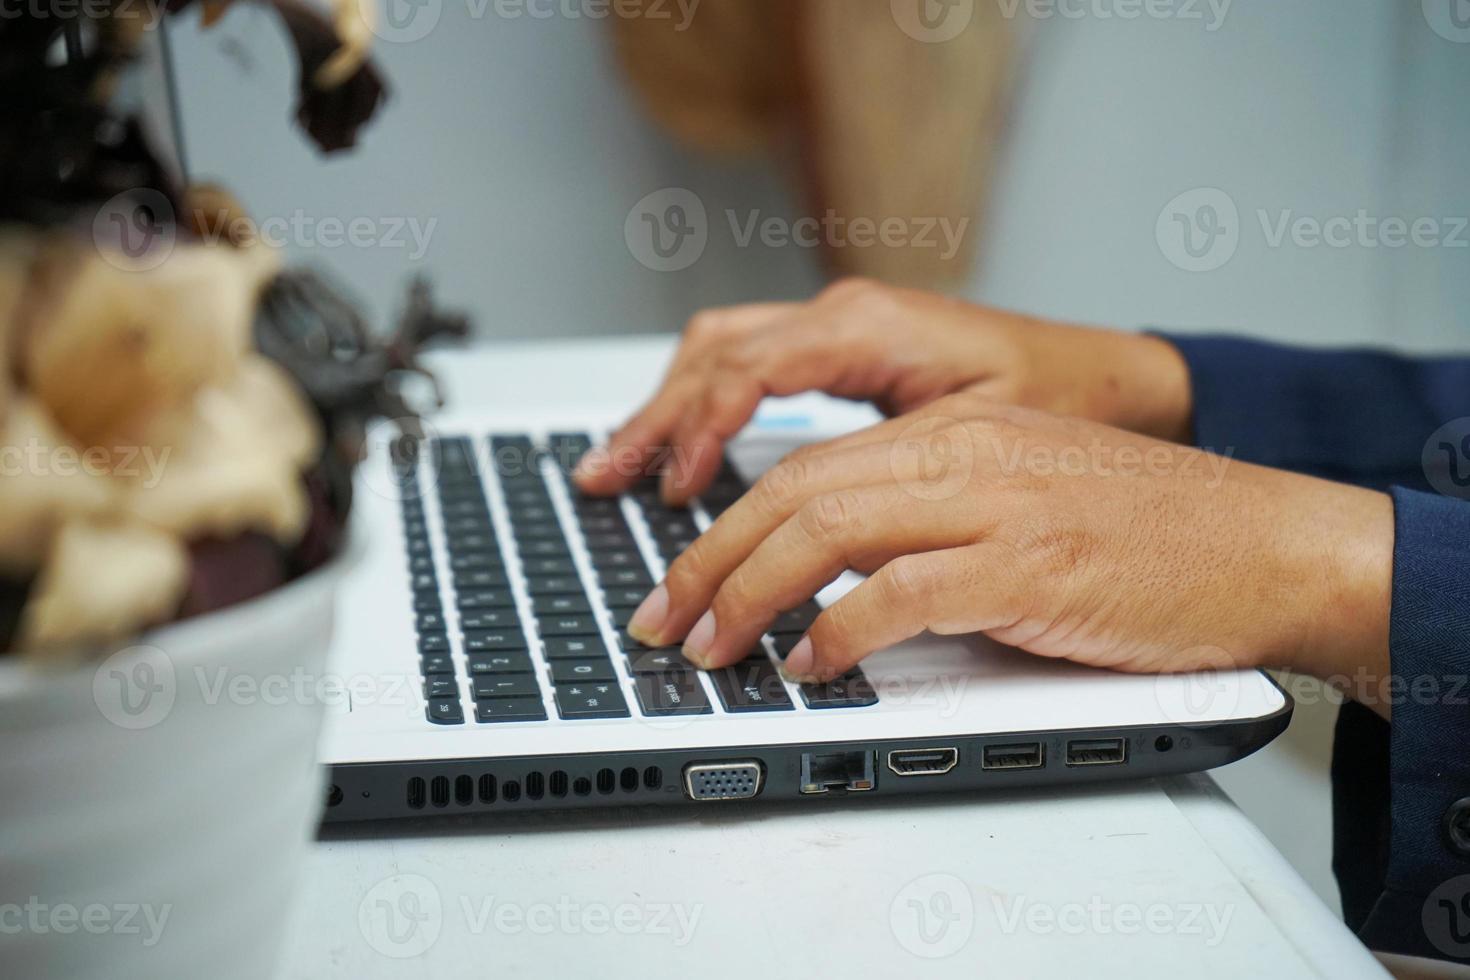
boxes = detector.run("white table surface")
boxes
[281,338,1385,979]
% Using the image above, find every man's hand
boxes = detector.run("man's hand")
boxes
[572,279,1195,504]
[624,394,1393,686]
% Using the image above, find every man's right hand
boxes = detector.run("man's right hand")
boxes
[573,278,1197,503]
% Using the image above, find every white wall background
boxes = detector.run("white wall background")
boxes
[165,0,1470,914]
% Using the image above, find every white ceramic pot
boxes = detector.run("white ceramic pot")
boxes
[0,542,356,980]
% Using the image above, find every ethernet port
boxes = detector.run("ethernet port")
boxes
[800,750,876,795]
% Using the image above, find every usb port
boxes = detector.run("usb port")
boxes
[981,743,1045,770]
[1065,738,1127,767]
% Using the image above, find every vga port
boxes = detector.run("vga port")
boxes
[684,761,764,801]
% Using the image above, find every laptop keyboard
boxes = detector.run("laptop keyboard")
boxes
[398,433,878,726]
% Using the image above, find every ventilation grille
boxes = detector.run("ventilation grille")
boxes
[407,765,664,810]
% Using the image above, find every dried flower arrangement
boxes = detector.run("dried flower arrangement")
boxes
[0,1,467,656]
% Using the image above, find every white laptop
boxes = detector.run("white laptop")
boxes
[317,366,1290,820]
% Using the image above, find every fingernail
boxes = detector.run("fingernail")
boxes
[683,610,717,667]
[627,584,669,644]
[779,636,816,682]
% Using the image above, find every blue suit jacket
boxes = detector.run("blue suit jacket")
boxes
[1167,336,1470,963]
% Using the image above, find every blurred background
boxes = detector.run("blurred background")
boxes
[136,0,1470,911]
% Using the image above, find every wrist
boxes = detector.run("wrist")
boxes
[1005,320,1194,442]
[1281,480,1394,701]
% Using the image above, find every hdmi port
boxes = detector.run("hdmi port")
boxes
[887,748,959,777]
[981,743,1045,771]
[1065,738,1127,767]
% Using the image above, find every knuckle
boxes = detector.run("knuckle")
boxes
[684,310,727,344]
[1015,520,1098,581]
[753,458,812,514]
[798,490,863,539]
[876,554,932,609]
[664,538,715,597]
[821,276,881,302]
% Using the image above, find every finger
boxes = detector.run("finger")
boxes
[629,438,908,647]
[655,311,905,503]
[684,485,991,669]
[573,304,795,494]
[783,542,1029,683]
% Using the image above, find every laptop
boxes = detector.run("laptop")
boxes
[317,375,1292,821]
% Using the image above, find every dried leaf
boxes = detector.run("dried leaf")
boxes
[17,518,188,653]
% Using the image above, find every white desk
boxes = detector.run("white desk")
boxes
[281,338,1384,979]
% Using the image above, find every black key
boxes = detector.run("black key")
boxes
[458,608,520,631]
[467,650,535,674]
[606,605,641,630]
[518,539,571,559]
[572,497,623,518]
[416,611,447,633]
[476,698,548,724]
[503,487,553,507]
[523,557,577,577]
[800,670,879,709]
[537,615,601,637]
[473,674,542,699]
[506,505,556,524]
[407,555,435,576]
[449,552,502,573]
[533,594,591,616]
[527,575,584,597]
[634,671,712,716]
[770,633,806,658]
[657,538,696,558]
[423,676,459,699]
[710,660,794,712]
[417,633,450,654]
[454,569,510,590]
[420,654,456,676]
[590,549,643,570]
[446,532,497,552]
[598,567,653,589]
[426,698,465,724]
[582,532,638,552]
[650,517,699,540]
[576,515,630,534]
[457,588,516,609]
[404,538,432,560]
[402,518,430,539]
[463,630,529,652]
[411,572,438,593]
[413,592,445,613]
[443,519,494,539]
[513,522,567,542]
[773,604,823,633]
[550,659,617,683]
[615,628,646,651]
[441,499,491,518]
[554,682,630,719]
[626,646,698,675]
[544,636,611,660]
[603,586,651,608]
[548,432,593,470]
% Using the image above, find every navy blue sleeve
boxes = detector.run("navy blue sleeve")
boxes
[1351,489,1470,963]
[1161,333,1470,962]
[1162,334,1470,492]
